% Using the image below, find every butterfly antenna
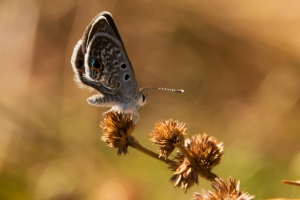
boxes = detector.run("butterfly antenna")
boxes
[140,87,184,93]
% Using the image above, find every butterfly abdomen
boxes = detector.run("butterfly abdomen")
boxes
[87,94,120,108]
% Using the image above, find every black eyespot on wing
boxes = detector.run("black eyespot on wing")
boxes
[117,82,120,88]
[124,73,130,81]
[91,57,100,69]
[120,63,127,70]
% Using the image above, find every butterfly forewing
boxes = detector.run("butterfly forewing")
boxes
[84,16,140,101]
[72,12,140,104]
[101,12,126,49]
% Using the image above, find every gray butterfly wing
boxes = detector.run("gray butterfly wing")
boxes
[71,12,140,105]
[71,40,114,96]
[82,11,125,54]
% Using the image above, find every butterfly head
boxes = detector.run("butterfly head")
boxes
[136,86,184,108]
[137,92,148,107]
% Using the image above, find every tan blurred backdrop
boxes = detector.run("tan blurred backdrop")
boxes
[1,0,300,199]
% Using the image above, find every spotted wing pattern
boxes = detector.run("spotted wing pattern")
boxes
[71,12,140,108]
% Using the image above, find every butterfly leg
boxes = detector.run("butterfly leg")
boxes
[122,112,125,122]
[131,105,141,123]
[131,112,140,124]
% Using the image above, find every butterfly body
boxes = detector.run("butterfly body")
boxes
[71,11,183,122]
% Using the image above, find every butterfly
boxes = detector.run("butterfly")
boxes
[71,11,183,122]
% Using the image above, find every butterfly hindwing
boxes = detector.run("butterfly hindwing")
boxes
[71,39,117,96]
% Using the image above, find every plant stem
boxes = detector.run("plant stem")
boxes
[127,136,176,165]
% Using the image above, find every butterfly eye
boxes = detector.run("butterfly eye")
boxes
[91,57,100,69]
[142,94,146,102]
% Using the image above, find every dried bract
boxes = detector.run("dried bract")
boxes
[192,177,255,200]
[169,134,223,191]
[149,119,186,158]
[170,155,198,192]
[100,111,135,155]
[189,133,223,170]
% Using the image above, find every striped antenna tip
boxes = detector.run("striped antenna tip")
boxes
[141,87,184,93]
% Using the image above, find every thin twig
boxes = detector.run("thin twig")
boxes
[127,135,176,165]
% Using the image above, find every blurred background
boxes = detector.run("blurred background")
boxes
[1,0,300,199]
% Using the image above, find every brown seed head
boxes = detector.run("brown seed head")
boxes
[169,155,198,192]
[169,134,223,191]
[192,177,255,200]
[149,119,186,158]
[100,111,135,155]
[189,133,223,170]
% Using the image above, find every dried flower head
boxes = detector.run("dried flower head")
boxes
[169,155,198,192]
[168,134,222,191]
[149,119,186,158]
[192,177,255,200]
[189,133,223,170]
[100,111,135,155]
